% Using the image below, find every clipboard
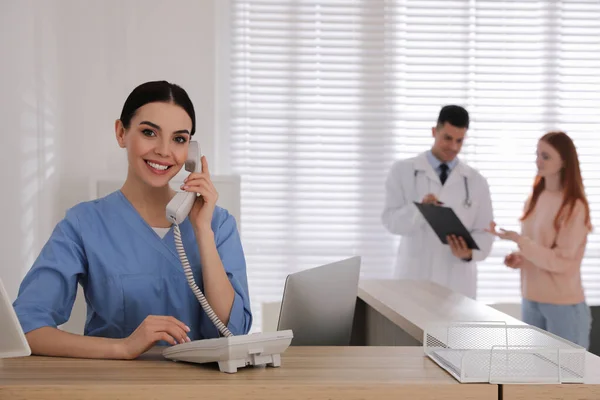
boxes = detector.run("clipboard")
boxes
[413,202,480,250]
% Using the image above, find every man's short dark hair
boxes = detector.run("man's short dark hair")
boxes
[436,105,469,129]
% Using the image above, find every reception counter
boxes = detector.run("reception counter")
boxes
[353,279,600,399]
[352,279,523,346]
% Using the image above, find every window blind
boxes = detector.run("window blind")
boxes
[228,0,600,331]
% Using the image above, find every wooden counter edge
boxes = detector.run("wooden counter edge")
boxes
[0,382,498,400]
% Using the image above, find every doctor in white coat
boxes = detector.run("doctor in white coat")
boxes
[381,105,494,299]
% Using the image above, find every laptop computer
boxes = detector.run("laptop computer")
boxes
[0,278,31,358]
[277,256,361,346]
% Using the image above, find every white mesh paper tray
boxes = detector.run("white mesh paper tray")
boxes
[424,321,586,384]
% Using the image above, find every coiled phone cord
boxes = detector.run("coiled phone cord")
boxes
[173,223,233,338]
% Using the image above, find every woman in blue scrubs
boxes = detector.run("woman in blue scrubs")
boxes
[12,81,252,359]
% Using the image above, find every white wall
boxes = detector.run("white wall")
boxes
[56,0,218,208]
[0,0,219,301]
[0,0,63,301]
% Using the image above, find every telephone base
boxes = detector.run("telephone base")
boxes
[217,353,281,373]
[162,330,293,373]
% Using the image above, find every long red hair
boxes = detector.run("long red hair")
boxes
[521,131,591,232]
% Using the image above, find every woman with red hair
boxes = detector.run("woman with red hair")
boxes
[488,131,592,348]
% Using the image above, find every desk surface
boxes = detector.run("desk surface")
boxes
[0,346,496,400]
[358,279,523,341]
[500,351,600,400]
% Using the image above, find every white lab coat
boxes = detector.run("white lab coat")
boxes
[381,152,494,299]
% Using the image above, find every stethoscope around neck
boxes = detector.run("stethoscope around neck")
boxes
[414,169,472,208]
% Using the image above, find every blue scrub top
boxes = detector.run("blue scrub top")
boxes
[13,190,253,341]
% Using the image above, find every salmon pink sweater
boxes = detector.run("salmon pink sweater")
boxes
[516,190,590,305]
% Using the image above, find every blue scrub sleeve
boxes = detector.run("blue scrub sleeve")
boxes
[200,210,252,337]
[12,210,87,334]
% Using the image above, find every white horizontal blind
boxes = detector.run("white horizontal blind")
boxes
[228,0,600,330]
[466,0,600,303]
[555,0,600,300]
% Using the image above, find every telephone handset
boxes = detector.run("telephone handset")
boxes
[166,140,201,225]
[163,140,293,373]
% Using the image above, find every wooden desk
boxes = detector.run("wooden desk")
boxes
[0,347,497,400]
[501,351,600,400]
[353,279,523,346]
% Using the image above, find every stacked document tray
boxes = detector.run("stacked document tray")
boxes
[424,321,586,384]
